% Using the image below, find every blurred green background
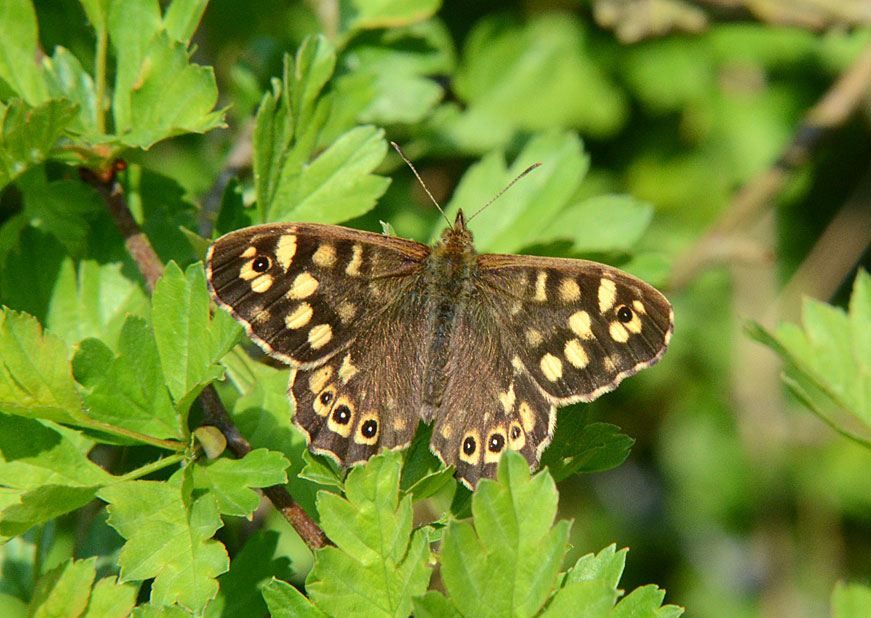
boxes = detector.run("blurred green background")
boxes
[16,0,871,616]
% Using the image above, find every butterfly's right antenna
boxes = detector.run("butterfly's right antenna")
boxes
[391,142,453,229]
[465,161,541,224]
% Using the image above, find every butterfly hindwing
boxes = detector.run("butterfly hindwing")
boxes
[476,255,674,403]
[206,222,429,367]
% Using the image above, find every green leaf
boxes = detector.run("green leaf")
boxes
[0,226,69,324]
[306,451,432,618]
[612,584,683,618]
[0,415,112,489]
[442,131,589,253]
[539,580,616,618]
[82,575,139,618]
[42,47,98,136]
[206,531,293,618]
[262,578,329,618]
[0,308,88,425]
[28,557,96,618]
[162,0,209,44]
[746,270,871,445]
[0,98,78,190]
[298,450,345,492]
[0,485,99,541]
[152,262,227,413]
[191,448,289,518]
[0,0,48,103]
[832,581,871,618]
[412,591,464,618]
[438,450,570,618]
[340,0,441,33]
[563,545,627,589]
[253,36,336,220]
[99,470,229,613]
[118,31,225,148]
[269,124,390,224]
[73,317,183,441]
[542,421,634,483]
[538,194,654,253]
[46,259,149,349]
[131,604,194,618]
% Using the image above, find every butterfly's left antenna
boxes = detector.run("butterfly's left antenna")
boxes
[391,142,453,229]
[465,161,541,224]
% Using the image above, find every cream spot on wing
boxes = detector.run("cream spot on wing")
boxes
[624,310,643,334]
[511,355,524,372]
[336,301,357,324]
[498,383,516,414]
[275,234,297,271]
[440,423,452,439]
[287,272,319,299]
[312,243,336,268]
[240,246,257,258]
[525,328,544,347]
[519,402,535,433]
[609,321,630,343]
[603,356,617,373]
[285,303,313,329]
[308,324,333,349]
[540,353,563,382]
[338,354,358,384]
[534,271,548,302]
[240,260,260,281]
[251,274,273,293]
[569,310,594,340]
[309,366,333,393]
[559,277,581,302]
[632,300,647,315]
[598,278,617,313]
[509,301,523,316]
[393,416,407,431]
[564,338,589,369]
[346,244,363,276]
[253,308,272,325]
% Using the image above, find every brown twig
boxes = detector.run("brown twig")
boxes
[668,44,871,290]
[83,165,329,551]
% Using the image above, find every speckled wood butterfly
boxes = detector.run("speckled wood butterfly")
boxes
[206,173,673,489]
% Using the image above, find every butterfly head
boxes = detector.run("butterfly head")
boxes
[435,209,475,255]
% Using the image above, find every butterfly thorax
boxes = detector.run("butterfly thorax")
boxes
[419,210,480,418]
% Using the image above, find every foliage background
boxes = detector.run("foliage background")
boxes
[1,0,871,616]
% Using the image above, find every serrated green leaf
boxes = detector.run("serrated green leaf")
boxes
[152,262,226,413]
[298,450,345,491]
[73,317,182,441]
[747,270,871,441]
[306,452,432,618]
[82,575,138,618]
[0,308,88,425]
[29,557,96,618]
[46,259,149,349]
[400,423,455,500]
[832,581,871,618]
[117,31,224,148]
[262,578,328,618]
[99,471,229,613]
[412,591,463,618]
[270,124,390,223]
[540,580,616,618]
[564,545,627,589]
[612,584,683,618]
[205,532,293,618]
[42,47,98,136]
[0,485,99,540]
[0,98,78,190]
[438,451,569,618]
[442,131,589,253]
[191,448,289,518]
[542,421,634,483]
[538,194,654,253]
[0,415,111,489]
[0,0,48,104]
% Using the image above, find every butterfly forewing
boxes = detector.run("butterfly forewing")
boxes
[206,223,430,367]
[476,254,673,404]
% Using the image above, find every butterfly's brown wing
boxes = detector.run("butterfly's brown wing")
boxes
[428,254,673,488]
[206,222,432,466]
[206,223,429,367]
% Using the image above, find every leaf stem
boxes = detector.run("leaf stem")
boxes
[113,453,187,482]
[94,23,108,135]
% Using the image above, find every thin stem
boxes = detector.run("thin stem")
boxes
[94,24,108,135]
[113,453,187,483]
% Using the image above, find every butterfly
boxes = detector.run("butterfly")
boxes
[205,194,673,489]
